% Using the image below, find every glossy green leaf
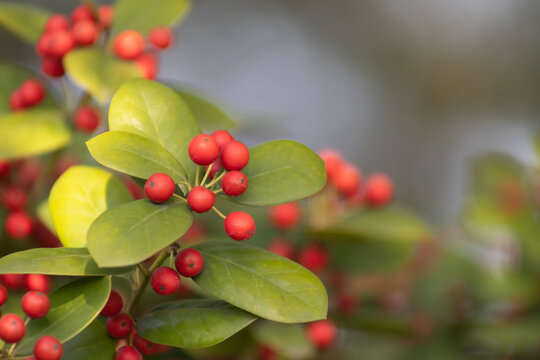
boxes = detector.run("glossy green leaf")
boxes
[49,165,132,247]
[232,140,326,206]
[0,3,50,44]
[87,198,192,267]
[0,248,134,276]
[64,48,141,104]
[109,79,201,180]
[62,321,117,360]
[114,0,191,34]
[192,241,328,323]
[15,277,111,355]
[87,131,186,182]
[0,109,70,159]
[251,320,315,359]
[137,299,257,348]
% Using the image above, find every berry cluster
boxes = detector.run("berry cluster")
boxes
[149,248,204,296]
[8,79,45,112]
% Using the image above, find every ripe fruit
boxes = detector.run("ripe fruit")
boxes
[71,4,94,23]
[364,174,394,206]
[211,130,234,150]
[0,284,7,307]
[44,14,69,33]
[26,274,51,293]
[298,244,328,272]
[269,202,301,229]
[34,335,62,360]
[74,106,100,132]
[134,53,158,80]
[149,27,173,49]
[48,30,75,57]
[220,141,249,171]
[2,186,27,211]
[150,266,180,295]
[9,90,24,111]
[224,211,255,241]
[72,20,99,46]
[337,293,359,316]
[41,56,65,77]
[187,186,215,213]
[134,334,159,355]
[267,238,294,260]
[0,314,25,343]
[221,171,248,197]
[331,163,361,197]
[1,274,25,290]
[101,290,123,317]
[5,212,33,239]
[0,161,10,178]
[175,248,204,277]
[114,30,144,60]
[319,149,344,181]
[98,5,114,29]
[188,134,220,165]
[115,346,142,360]
[144,173,175,203]
[20,79,45,106]
[206,158,222,180]
[306,320,337,349]
[106,313,133,338]
[21,291,50,319]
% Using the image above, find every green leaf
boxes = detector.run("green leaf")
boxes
[0,248,134,276]
[192,241,328,323]
[251,320,315,359]
[232,140,326,206]
[114,0,191,34]
[15,277,111,355]
[0,109,70,159]
[64,48,141,104]
[87,131,186,182]
[87,198,192,267]
[137,299,257,349]
[49,165,132,248]
[0,3,50,44]
[109,79,201,180]
[62,321,117,360]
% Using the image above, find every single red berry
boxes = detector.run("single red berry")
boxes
[44,14,69,33]
[114,30,144,60]
[100,290,123,317]
[71,3,94,23]
[188,134,220,166]
[74,106,100,132]
[5,212,33,239]
[144,173,175,203]
[106,313,133,338]
[72,19,99,46]
[0,161,11,178]
[134,53,158,80]
[206,158,222,180]
[269,202,301,229]
[21,291,50,319]
[151,266,180,296]
[98,5,113,29]
[134,334,159,355]
[124,178,145,200]
[298,244,328,272]
[9,90,24,111]
[0,284,7,307]
[36,32,53,56]
[211,130,235,150]
[306,320,337,349]
[149,26,173,49]
[337,293,359,316]
[0,314,25,343]
[364,174,394,206]
[331,163,361,197]
[115,346,142,360]
[2,186,27,211]
[221,171,248,197]
[224,211,255,241]
[175,248,204,277]
[0,274,24,290]
[187,186,215,213]
[47,30,75,58]
[41,56,65,77]
[318,149,344,182]
[181,222,205,241]
[25,274,51,293]
[18,159,42,187]
[34,335,62,360]
[267,238,294,260]
[220,141,249,171]
[20,79,45,107]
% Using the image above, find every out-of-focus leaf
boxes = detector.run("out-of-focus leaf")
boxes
[0,3,50,44]
[114,0,191,34]
[251,320,315,359]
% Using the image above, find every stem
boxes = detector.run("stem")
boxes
[195,166,201,186]
[206,170,226,188]
[212,206,227,220]
[179,181,192,191]
[200,163,213,187]
[137,263,148,277]
[6,319,29,357]
[213,188,223,195]
[172,193,187,203]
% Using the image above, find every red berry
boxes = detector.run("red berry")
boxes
[0,284,7,307]
[267,238,294,260]
[221,171,248,197]
[188,134,220,166]
[269,202,301,229]
[134,334,159,355]
[211,130,235,150]
[41,56,65,77]
[48,30,75,58]
[20,79,45,107]
[187,186,215,213]
[144,173,175,203]
[149,26,173,49]
[74,106,100,132]
[98,5,114,29]
[306,320,337,349]
[34,335,62,360]
[175,248,204,277]
[319,149,343,181]
[72,19,99,46]
[100,290,123,317]
[5,212,33,239]
[2,186,27,211]
[151,266,180,296]
[36,33,53,56]
[0,161,11,178]
[9,90,24,111]
[115,346,142,360]
[25,274,51,293]
[134,53,158,80]
[206,158,222,180]
[220,141,249,171]
[71,4,94,23]
[106,313,133,338]
[0,314,25,343]
[337,293,359,316]
[0,274,24,290]
[298,244,328,272]
[331,163,361,197]
[124,178,145,200]
[44,14,69,33]
[18,159,42,187]
[114,30,144,60]
[224,211,255,241]
[364,174,394,206]
[21,291,50,318]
